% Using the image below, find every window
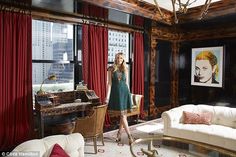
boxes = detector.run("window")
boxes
[108,30,129,62]
[32,20,74,95]
[75,25,83,86]
[108,29,131,84]
[32,20,131,95]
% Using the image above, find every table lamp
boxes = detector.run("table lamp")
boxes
[37,74,57,95]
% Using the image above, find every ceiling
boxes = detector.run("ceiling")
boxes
[141,0,221,11]
[29,0,236,25]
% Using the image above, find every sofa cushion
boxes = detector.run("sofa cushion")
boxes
[183,111,212,125]
[49,144,69,157]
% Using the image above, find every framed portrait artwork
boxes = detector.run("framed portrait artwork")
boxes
[191,46,224,88]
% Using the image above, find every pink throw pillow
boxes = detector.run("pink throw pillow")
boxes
[183,111,212,125]
[49,143,69,157]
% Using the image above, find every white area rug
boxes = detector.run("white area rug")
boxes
[84,119,226,157]
[84,118,164,157]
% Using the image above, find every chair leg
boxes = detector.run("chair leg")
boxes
[93,137,97,154]
[101,133,104,146]
[136,115,139,123]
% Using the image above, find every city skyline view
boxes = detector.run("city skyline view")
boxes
[32,20,129,94]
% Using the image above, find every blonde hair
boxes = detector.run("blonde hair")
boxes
[195,51,219,77]
[113,52,127,72]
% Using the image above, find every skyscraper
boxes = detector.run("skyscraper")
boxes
[32,20,52,84]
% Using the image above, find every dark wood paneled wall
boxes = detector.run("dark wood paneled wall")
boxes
[179,23,236,41]
[171,41,179,108]
[150,15,236,117]
[179,39,236,106]
[149,31,158,117]
[149,23,180,117]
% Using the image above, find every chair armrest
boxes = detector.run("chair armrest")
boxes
[131,94,143,109]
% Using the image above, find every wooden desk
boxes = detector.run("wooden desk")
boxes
[35,90,100,137]
[36,102,93,137]
[39,102,92,116]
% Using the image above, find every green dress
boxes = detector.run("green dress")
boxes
[108,70,132,115]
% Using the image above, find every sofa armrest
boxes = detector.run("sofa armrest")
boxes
[161,110,181,133]
[161,104,195,133]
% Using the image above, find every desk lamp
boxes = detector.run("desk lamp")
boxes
[37,74,57,95]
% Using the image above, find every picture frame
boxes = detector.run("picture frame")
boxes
[191,46,224,88]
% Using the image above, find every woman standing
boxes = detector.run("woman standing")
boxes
[105,52,134,145]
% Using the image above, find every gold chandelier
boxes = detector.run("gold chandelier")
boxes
[154,0,212,24]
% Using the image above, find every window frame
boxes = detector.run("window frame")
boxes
[32,19,78,95]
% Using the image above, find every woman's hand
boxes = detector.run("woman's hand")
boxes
[105,99,109,104]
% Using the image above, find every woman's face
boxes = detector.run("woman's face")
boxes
[116,54,124,65]
[195,59,215,83]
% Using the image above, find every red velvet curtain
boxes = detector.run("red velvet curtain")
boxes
[82,25,89,84]
[80,3,108,19]
[82,24,108,102]
[133,15,144,27]
[132,32,145,118]
[82,24,111,125]
[0,10,33,150]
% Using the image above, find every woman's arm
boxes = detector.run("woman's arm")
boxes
[105,68,112,103]
[125,69,130,91]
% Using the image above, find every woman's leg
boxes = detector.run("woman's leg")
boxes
[120,115,134,144]
[120,115,131,135]
[116,118,123,142]
[118,117,123,132]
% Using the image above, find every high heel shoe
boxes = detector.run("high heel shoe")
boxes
[116,131,121,142]
[128,134,134,145]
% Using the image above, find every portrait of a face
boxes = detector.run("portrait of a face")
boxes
[191,46,224,88]
[195,57,217,84]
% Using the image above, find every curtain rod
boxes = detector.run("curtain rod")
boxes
[82,19,143,33]
[108,24,143,34]
[82,19,108,27]
[32,8,144,33]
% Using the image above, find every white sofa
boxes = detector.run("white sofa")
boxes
[161,104,236,151]
[12,133,84,157]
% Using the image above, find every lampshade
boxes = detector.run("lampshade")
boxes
[48,74,57,81]
[37,74,57,95]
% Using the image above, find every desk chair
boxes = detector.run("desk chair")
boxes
[73,104,108,154]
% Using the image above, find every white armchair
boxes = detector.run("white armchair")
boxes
[108,94,143,121]
[127,94,143,118]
